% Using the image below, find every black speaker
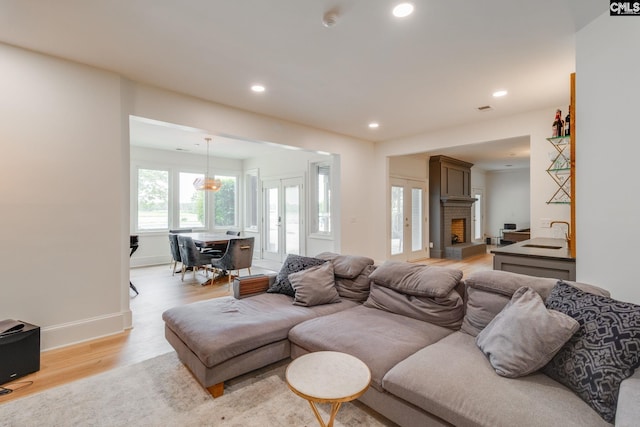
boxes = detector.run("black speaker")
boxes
[0,320,40,385]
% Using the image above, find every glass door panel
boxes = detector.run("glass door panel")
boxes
[263,182,280,261]
[391,185,404,256]
[284,182,301,255]
[411,187,423,251]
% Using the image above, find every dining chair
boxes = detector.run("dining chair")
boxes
[177,235,218,282]
[210,237,255,285]
[168,233,182,275]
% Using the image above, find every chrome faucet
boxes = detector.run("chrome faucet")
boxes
[550,221,571,250]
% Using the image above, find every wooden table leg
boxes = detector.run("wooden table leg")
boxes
[307,400,343,427]
[327,402,343,427]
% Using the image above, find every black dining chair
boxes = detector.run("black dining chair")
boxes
[210,237,255,286]
[177,235,218,282]
[168,233,182,275]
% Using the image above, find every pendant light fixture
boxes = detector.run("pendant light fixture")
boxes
[193,137,222,192]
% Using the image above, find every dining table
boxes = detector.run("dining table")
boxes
[181,232,239,249]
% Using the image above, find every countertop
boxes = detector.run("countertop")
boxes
[491,238,574,261]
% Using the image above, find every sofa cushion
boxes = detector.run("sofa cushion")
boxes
[364,283,464,329]
[267,254,327,297]
[288,305,453,392]
[334,264,375,303]
[369,261,462,298]
[162,294,358,368]
[461,270,611,336]
[382,331,611,427]
[289,262,341,307]
[476,286,579,378]
[543,281,640,423]
[315,252,374,279]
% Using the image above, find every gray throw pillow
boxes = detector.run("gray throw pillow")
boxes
[476,286,579,379]
[368,260,462,298]
[267,254,326,297]
[289,262,341,307]
[315,252,375,279]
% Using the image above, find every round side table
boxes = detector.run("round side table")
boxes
[285,351,371,427]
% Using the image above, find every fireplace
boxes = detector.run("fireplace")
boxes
[429,155,486,259]
[451,218,466,244]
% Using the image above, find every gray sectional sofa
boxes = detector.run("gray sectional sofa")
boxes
[162,253,640,427]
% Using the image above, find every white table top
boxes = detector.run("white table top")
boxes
[285,351,371,402]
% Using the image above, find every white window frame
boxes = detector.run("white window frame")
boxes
[309,160,333,238]
[244,169,260,232]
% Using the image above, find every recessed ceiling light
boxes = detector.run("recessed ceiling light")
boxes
[368,122,380,129]
[393,3,414,18]
[492,90,508,98]
[251,84,265,93]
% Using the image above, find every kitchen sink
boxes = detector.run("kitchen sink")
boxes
[521,244,563,249]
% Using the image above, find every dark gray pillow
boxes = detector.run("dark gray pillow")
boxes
[368,261,462,298]
[267,254,326,297]
[289,262,341,307]
[476,286,579,378]
[543,281,640,423]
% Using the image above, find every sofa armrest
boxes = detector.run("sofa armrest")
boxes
[615,369,640,426]
[232,274,276,299]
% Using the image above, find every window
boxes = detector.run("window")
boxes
[245,170,259,230]
[213,175,238,228]
[134,165,239,232]
[179,172,205,229]
[137,168,169,231]
[311,161,332,235]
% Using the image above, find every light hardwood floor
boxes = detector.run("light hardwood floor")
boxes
[0,251,493,404]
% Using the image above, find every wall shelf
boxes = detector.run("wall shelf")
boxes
[546,135,571,204]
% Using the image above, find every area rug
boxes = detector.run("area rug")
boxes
[0,352,395,427]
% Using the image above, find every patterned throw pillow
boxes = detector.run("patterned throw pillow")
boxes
[266,254,327,297]
[543,281,640,423]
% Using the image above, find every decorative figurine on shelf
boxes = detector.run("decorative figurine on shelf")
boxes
[552,109,563,137]
[564,107,571,137]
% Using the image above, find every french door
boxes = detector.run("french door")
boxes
[263,177,304,262]
[390,178,428,261]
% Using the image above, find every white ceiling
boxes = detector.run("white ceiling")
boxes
[0,0,603,169]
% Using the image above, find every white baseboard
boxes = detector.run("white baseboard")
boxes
[130,255,170,268]
[41,311,132,351]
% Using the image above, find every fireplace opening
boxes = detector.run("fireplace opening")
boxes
[451,218,466,244]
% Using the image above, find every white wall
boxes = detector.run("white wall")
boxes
[0,42,377,350]
[0,43,130,349]
[485,169,531,237]
[576,13,640,304]
[389,155,427,179]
